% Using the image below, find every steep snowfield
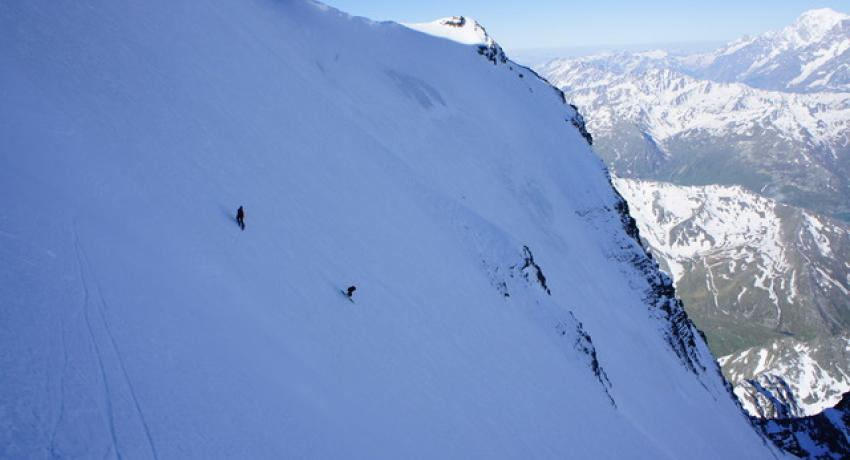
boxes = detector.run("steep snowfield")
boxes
[0,1,778,458]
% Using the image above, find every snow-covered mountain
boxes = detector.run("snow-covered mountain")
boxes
[405,16,497,47]
[686,8,850,93]
[538,8,850,94]
[405,16,508,65]
[538,61,850,219]
[614,178,850,415]
[720,336,850,418]
[613,179,850,353]
[542,61,850,146]
[0,1,779,458]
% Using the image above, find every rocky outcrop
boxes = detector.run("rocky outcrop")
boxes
[756,392,850,459]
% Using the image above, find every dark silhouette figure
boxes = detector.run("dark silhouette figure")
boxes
[345,286,356,298]
[236,206,245,230]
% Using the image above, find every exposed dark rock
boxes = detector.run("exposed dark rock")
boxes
[439,16,468,28]
[477,43,508,65]
[568,105,594,146]
[557,312,616,407]
[510,67,593,147]
[481,261,511,298]
[573,173,709,377]
[609,180,706,374]
[744,375,804,419]
[516,245,551,295]
[755,392,850,459]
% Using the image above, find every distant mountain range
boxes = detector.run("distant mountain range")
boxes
[539,55,850,221]
[754,391,850,458]
[722,335,850,419]
[614,179,850,356]
[536,8,850,425]
[541,8,850,93]
[615,178,850,417]
[684,8,850,93]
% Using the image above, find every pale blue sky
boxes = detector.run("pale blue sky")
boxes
[327,1,850,49]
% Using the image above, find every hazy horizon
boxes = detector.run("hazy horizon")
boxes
[506,40,727,66]
[327,1,850,49]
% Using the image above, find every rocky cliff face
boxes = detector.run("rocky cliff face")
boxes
[756,391,850,459]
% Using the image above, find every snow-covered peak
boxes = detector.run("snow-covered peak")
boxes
[404,16,508,66]
[764,8,850,53]
[744,8,850,53]
[404,16,497,47]
[789,8,850,44]
[796,8,848,23]
[566,8,850,95]
[685,7,850,92]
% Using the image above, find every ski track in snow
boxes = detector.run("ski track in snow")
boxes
[47,312,69,459]
[72,226,122,459]
[72,223,159,460]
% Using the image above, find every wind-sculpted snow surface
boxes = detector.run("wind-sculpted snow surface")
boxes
[0,1,779,458]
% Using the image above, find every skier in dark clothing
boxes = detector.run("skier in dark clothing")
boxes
[345,285,356,298]
[236,206,245,230]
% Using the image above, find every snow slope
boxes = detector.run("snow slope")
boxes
[0,1,778,458]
